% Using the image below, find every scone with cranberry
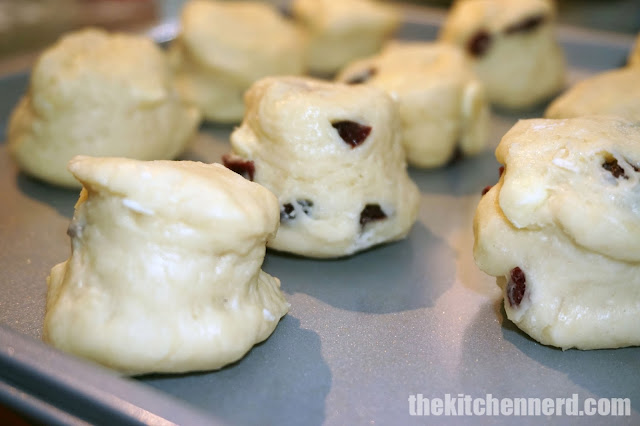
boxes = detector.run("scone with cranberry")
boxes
[44,156,288,375]
[292,0,399,75]
[225,76,420,258]
[474,116,640,350]
[545,66,640,121]
[337,41,489,168]
[439,0,565,109]
[7,28,201,188]
[169,0,306,122]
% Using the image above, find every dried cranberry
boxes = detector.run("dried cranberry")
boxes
[467,30,492,57]
[280,199,313,222]
[602,158,627,179]
[331,121,372,148]
[507,267,526,307]
[499,166,505,177]
[359,204,387,227]
[345,67,377,85]
[481,185,492,196]
[66,222,83,239]
[280,203,295,221]
[297,199,313,215]
[504,14,547,35]
[222,154,255,181]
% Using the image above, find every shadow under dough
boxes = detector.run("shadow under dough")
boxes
[265,222,456,314]
[142,315,332,426]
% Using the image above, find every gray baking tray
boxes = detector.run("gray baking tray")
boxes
[1,5,639,425]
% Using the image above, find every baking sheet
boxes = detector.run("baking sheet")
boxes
[1,7,639,425]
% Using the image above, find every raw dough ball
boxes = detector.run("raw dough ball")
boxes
[336,41,489,168]
[226,76,420,258]
[292,0,399,75]
[7,28,201,188]
[439,0,565,109]
[545,67,640,121]
[473,116,640,350]
[169,0,306,122]
[44,156,288,375]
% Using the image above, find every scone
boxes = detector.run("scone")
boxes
[44,156,289,375]
[168,0,306,123]
[336,41,489,168]
[225,76,420,258]
[439,0,565,109]
[474,116,640,350]
[545,67,640,121]
[7,28,201,188]
[292,0,399,75]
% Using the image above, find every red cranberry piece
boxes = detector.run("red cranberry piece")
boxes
[280,199,313,222]
[345,67,377,85]
[297,199,313,215]
[504,14,547,35]
[281,203,296,221]
[222,154,255,181]
[602,158,627,179]
[626,160,639,172]
[331,121,372,148]
[66,221,84,239]
[507,267,526,307]
[499,166,505,177]
[359,204,387,227]
[467,30,492,57]
[481,185,492,196]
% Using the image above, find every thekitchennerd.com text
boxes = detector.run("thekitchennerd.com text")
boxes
[409,394,631,417]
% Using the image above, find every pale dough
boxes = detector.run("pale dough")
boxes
[227,76,420,258]
[7,28,201,188]
[545,67,640,121]
[473,116,640,350]
[439,0,565,109]
[292,0,399,75]
[44,156,289,375]
[336,41,489,168]
[169,0,306,122]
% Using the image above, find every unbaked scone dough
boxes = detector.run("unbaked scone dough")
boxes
[44,156,288,375]
[473,116,640,350]
[225,76,420,258]
[7,28,201,188]
[545,67,640,121]
[336,41,489,168]
[168,0,306,123]
[439,0,565,109]
[292,0,399,75]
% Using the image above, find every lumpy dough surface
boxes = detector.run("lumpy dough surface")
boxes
[228,76,420,258]
[545,67,640,122]
[169,0,306,122]
[336,41,489,168]
[292,0,399,75]
[439,0,565,109]
[7,28,201,188]
[44,156,288,375]
[473,116,640,350]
